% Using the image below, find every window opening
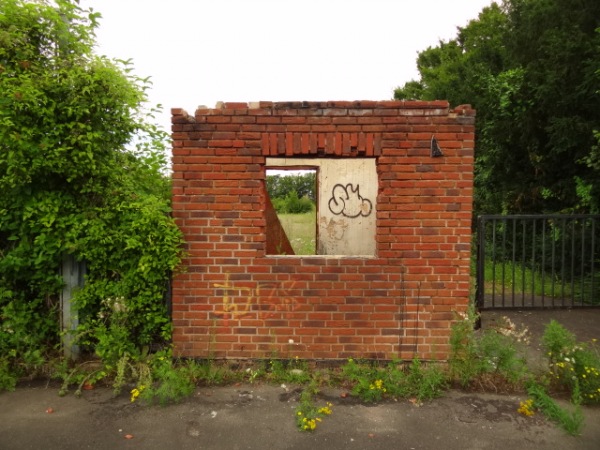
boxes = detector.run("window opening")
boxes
[265,168,317,255]
[266,158,377,257]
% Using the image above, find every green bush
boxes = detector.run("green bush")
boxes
[449,308,529,387]
[272,191,314,214]
[543,320,600,404]
[271,197,286,213]
[283,191,313,214]
[0,0,183,390]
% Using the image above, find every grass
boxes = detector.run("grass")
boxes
[277,210,316,255]
[527,382,584,436]
[484,261,556,296]
[483,260,599,305]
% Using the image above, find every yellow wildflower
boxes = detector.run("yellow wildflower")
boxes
[517,399,535,417]
[130,388,140,403]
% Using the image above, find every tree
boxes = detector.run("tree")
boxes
[0,0,182,388]
[503,0,600,213]
[395,0,600,215]
[395,3,509,107]
[266,172,316,202]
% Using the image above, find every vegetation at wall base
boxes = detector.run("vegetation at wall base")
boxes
[3,315,598,438]
[449,307,531,390]
[543,320,600,404]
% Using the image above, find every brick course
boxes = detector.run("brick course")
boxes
[171,100,475,361]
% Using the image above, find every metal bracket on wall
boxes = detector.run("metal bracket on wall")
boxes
[430,136,444,158]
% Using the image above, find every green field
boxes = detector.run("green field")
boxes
[277,211,316,255]
[483,260,599,304]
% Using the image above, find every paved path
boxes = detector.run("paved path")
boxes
[2,381,600,449]
[2,309,600,449]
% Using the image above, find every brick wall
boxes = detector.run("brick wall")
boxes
[171,100,475,361]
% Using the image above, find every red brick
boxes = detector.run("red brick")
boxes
[172,100,475,361]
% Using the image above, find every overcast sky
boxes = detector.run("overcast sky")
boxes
[83,0,494,131]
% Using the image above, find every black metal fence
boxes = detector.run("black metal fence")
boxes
[476,215,600,309]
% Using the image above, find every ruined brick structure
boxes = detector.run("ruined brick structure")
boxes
[171,100,475,360]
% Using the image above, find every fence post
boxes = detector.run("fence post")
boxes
[475,216,485,310]
[60,254,85,360]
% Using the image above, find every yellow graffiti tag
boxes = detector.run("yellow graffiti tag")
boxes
[213,275,299,320]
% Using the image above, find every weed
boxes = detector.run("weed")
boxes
[542,319,577,356]
[527,381,584,436]
[245,367,262,384]
[543,320,600,404]
[188,360,241,386]
[341,358,447,403]
[341,358,387,402]
[294,380,333,432]
[266,358,311,384]
[54,358,108,398]
[401,358,447,401]
[449,308,530,388]
[138,365,194,406]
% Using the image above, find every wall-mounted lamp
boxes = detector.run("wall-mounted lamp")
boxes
[431,136,444,158]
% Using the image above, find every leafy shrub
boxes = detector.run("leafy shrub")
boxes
[0,297,56,388]
[0,0,183,389]
[271,197,286,213]
[449,308,529,387]
[282,191,313,214]
[543,320,600,404]
[272,191,314,214]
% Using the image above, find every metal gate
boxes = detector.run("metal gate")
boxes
[476,215,600,309]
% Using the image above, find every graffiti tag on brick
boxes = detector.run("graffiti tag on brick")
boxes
[213,275,300,320]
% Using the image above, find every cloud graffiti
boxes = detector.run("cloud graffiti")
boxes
[328,183,373,218]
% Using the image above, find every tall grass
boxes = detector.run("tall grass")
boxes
[277,210,316,255]
[484,261,555,296]
[483,260,599,305]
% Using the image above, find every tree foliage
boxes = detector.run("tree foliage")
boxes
[395,0,600,214]
[266,172,316,202]
[0,0,183,388]
[266,172,316,214]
